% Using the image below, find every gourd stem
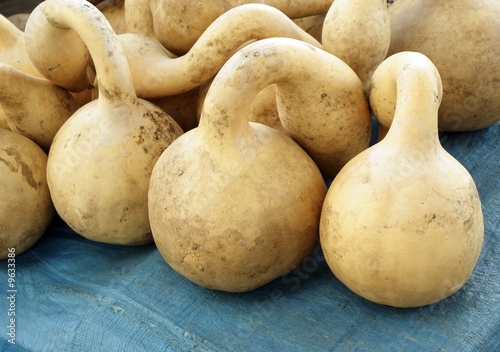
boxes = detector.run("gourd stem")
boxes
[124,4,322,98]
[41,0,137,106]
[383,53,442,148]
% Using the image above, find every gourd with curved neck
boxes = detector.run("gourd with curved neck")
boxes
[388,0,500,131]
[149,0,333,55]
[322,0,391,92]
[33,0,183,245]
[148,38,338,292]
[119,4,323,99]
[193,37,369,179]
[0,63,79,151]
[0,128,55,259]
[320,51,484,308]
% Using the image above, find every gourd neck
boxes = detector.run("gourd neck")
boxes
[198,38,332,148]
[382,52,442,150]
[126,4,322,98]
[42,0,138,107]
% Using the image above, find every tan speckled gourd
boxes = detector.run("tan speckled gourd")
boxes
[148,38,337,292]
[37,0,183,245]
[388,0,500,131]
[322,0,391,92]
[0,63,79,151]
[149,0,333,55]
[0,129,55,259]
[320,51,484,308]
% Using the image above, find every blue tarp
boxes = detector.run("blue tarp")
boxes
[1,122,499,351]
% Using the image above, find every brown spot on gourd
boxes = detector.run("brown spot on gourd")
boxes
[1,147,40,189]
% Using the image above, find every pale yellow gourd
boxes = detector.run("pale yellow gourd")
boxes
[320,51,484,308]
[322,0,391,92]
[1,13,94,109]
[388,0,500,131]
[149,0,334,55]
[33,0,183,245]
[148,38,332,292]
[0,14,43,78]
[24,4,91,92]
[119,4,323,99]
[0,129,55,259]
[0,63,79,151]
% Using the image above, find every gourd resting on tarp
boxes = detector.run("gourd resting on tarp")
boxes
[28,0,183,245]
[148,37,373,292]
[320,51,484,308]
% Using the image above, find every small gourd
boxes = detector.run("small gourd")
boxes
[149,0,334,55]
[0,129,55,259]
[322,0,391,92]
[30,0,183,245]
[388,0,500,131]
[0,63,79,151]
[320,51,484,307]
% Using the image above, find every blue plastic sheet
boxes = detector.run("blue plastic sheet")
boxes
[0,121,498,352]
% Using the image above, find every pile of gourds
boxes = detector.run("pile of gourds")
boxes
[1,0,496,308]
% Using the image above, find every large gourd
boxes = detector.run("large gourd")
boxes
[147,37,372,292]
[28,0,183,245]
[320,51,484,307]
[0,129,54,259]
[388,0,500,131]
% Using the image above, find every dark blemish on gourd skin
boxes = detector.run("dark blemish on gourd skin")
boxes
[134,109,182,154]
[0,147,40,189]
